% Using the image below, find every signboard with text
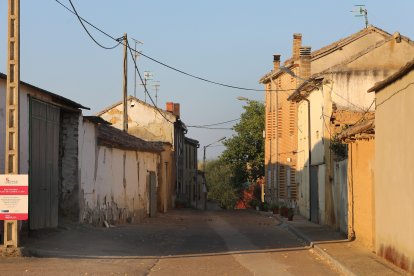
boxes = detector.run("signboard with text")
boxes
[0,175,28,220]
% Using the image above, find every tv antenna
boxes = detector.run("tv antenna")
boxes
[351,5,368,28]
[139,71,153,103]
[152,81,160,106]
[131,38,143,98]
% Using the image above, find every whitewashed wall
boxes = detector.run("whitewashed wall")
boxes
[79,120,160,225]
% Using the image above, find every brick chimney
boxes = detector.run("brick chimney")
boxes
[299,46,311,82]
[166,102,174,113]
[292,33,302,60]
[173,103,180,118]
[166,102,180,118]
[273,54,281,71]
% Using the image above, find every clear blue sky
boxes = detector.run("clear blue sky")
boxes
[1,1,413,159]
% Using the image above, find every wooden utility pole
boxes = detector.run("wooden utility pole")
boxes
[122,33,128,132]
[4,0,20,248]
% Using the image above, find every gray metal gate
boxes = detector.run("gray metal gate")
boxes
[310,166,319,223]
[149,171,157,217]
[29,99,60,229]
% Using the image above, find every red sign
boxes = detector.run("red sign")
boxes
[0,175,28,220]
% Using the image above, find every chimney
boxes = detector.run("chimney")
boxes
[166,102,174,113]
[292,33,302,60]
[173,103,180,118]
[273,54,281,71]
[299,46,311,82]
[166,102,180,118]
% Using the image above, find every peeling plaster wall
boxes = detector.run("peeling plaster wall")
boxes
[79,120,160,225]
[99,99,176,145]
[375,70,414,273]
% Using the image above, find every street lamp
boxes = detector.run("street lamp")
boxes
[203,136,226,172]
[237,96,250,102]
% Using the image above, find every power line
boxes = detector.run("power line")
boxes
[126,39,175,124]
[188,126,234,130]
[67,0,122,50]
[187,118,240,128]
[53,0,296,93]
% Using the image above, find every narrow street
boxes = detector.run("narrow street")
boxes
[0,210,339,275]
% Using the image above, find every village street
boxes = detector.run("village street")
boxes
[0,209,339,275]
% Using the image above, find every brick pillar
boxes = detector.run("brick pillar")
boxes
[299,46,312,82]
[292,33,302,60]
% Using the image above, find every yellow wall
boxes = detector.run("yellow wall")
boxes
[375,69,414,273]
[348,139,375,250]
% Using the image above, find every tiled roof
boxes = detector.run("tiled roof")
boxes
[0,72,89,110]
[338,117,375,141]
[96,123,164,153]
[259,25,394,83]
[368,58,414,93]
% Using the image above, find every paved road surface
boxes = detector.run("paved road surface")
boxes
[0,210,341,275]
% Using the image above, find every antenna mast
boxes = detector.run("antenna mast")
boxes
[351,5,369,28]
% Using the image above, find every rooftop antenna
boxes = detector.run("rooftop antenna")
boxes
[130,37,143,98]
[351,5,368,28]
[152,81,160,106]
[140,71,153,103]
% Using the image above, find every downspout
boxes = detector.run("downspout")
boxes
[270,79,279,202]
[302,97,312,221]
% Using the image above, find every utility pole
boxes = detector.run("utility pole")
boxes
[4,0,20,248]
[123,33,128,132]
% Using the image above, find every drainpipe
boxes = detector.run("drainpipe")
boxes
[303,98,312,221]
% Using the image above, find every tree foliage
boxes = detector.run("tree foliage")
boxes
[204,159,239,209]
[220,100,265,188]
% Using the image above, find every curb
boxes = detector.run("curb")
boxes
[281,221,356,276]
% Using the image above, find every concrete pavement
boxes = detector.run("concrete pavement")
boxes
[0,209,340,275]
[276,213,409,275]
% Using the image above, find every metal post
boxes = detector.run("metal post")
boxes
[4,0,20,248]
[122,33,128,132]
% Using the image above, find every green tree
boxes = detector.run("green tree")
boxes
[220,100,265,188]
[205,159,238,209]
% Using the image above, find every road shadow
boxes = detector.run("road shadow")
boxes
[20,209,311,258]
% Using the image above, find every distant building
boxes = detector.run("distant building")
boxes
[289,27,414,232]
[97,96,197,211]
[79,116,164,224]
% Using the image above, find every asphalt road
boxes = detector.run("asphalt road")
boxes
[0,209,341,275]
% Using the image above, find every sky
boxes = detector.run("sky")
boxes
[1,1,413,160]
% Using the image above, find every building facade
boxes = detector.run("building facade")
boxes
[368,59,414,273]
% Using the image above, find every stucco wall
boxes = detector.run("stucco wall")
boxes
[375,69,414,273]
[348,139,375,250]
[79,120,160,225]
[99,98,176,145]
[312,32,386,74]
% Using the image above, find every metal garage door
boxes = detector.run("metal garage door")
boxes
[29,99,60,229]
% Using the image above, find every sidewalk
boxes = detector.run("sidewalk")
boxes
[277,214,408,276]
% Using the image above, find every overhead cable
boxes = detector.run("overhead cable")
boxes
[54,0,295,93]
[67,0,122,50]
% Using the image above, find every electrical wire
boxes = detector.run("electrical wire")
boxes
[188,126,234,130]
[187,118,240,128]
[126,39,176,124]
[67,0,122,50]
[54,0,295,93]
